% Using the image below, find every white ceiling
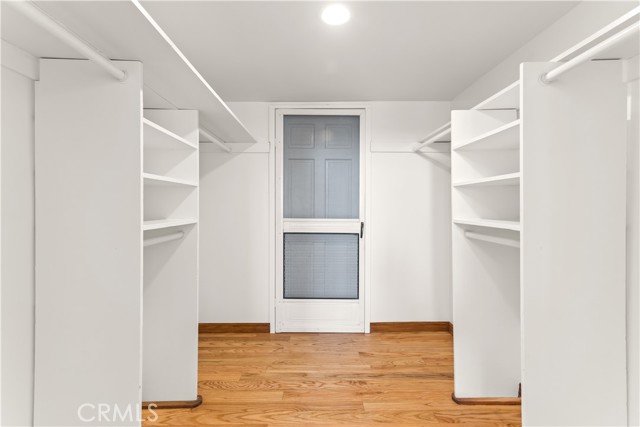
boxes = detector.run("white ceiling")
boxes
[140,1,579,101]
[1,1,580,104]
[1,1,260,142]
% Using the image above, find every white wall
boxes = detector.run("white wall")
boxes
[199,101,452,324]
[1,44,37,426]
[369,102,452,322]
[452,1,637,109]
[369,153,451,321]
[198,102,270,323]
[626,62,639,427]
[199,150,271,323]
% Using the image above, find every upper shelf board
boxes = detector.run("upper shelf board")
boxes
[143,173,197,187]
[453,172,520,188]
[143,119,198,150]
[143,218,198,231]
[1,1,257,143]
[453,119,520,151]
[454,218,521,232]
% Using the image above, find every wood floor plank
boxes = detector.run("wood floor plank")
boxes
[143,331,521,426]
[191,390,285,402]
[240,371,454,383]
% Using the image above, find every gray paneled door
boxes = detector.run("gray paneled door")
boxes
[276,112,365,332]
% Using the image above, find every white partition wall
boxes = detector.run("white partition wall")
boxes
[520,61,627,426]
[34,59,143,426]
[33,60,202,424]
[451,103,522,398]
[142,109,199,403]
[451,59,629,425]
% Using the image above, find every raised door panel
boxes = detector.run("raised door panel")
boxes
[326,159,354,218]
[287,159,315,218]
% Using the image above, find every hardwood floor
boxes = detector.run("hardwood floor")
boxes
[142,331,521,426]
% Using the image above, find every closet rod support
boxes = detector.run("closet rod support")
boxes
[541,21,640,84]
[144,231,185,247]
[200,127,232,153]
[8,1,127,81]
[464,231,520,248]
[413,127,452,152]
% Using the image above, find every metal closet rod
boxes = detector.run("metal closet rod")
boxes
[200,127,232,153]
[8,1,127,81]
[413,126,452,152]
[13,0,238,148]
[144,231,184,247]
[541,21,640,83]
[414,18,639,151]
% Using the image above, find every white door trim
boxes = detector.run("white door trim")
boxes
[268,104,372,333]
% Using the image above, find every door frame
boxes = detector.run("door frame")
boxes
[268,104,372,333]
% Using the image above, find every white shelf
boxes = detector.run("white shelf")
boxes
[143,118,198,150]
[453,172,520,188]
[415,79,520,150]
[465,231,520,249]
[474,81,520,111]
[143,173,197,187]
[143,218,198,231]
[454,218,521,231]
[453,119,520,151]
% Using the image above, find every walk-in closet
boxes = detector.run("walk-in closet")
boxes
[1,1,638,427]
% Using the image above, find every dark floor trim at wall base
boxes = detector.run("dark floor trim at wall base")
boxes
[199,323,270,333]
[143,395,203,409]
[371,321,453,334]
[451,393,521,406]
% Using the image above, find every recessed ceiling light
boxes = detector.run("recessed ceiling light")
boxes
[321,4,350,26]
